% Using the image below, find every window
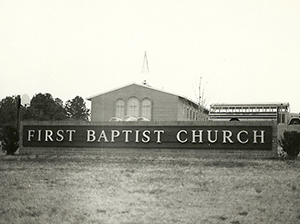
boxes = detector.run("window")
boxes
[115,99,125,118]
[142,98,151,120]
[127,97,139,117]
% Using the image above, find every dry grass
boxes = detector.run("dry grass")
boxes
[0,153,300,224]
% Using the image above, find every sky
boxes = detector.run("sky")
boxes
[1,0,300,112]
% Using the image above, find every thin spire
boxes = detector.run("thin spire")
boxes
[142,51,149,73]
[142,51,149,85]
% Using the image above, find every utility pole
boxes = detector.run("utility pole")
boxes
[199,76,202,120]
[16,95,21,133]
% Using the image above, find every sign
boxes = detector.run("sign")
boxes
[22,124,273,150]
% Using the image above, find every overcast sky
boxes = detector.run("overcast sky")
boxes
[1,0,300,112]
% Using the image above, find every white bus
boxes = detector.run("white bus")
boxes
[209,103,294,124]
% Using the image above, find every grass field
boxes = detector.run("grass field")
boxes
[0,152,300,224]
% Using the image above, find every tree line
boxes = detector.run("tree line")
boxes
[0,93,90,155]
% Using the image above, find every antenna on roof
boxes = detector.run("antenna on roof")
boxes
[142,51,149,85]
[199,76,202,107]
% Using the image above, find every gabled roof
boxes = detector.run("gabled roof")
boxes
[87,83,165,100]
[87,82,199,106]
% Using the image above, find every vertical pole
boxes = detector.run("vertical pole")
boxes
[16,95,21,129]
[16,95,21,141]
[199,77,202,121]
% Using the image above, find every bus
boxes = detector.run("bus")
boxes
[208,103,296,124]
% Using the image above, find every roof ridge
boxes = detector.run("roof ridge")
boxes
[86,82,204,109]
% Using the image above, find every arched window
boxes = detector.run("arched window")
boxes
[115,99,125,118]
[142,98,151,120]
[127,97,139,117]
[187,107,189,119]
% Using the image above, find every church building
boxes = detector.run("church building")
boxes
[87,83,208,122]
